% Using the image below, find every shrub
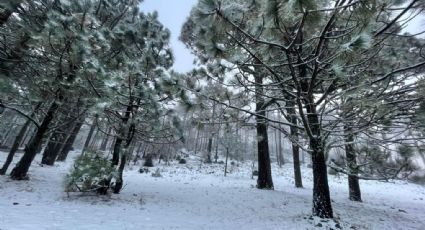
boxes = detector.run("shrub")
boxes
[139,167,150,174]
[143,156,154,167]
[64,151,116,194]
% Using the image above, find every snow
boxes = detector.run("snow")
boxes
[0,151,424,230]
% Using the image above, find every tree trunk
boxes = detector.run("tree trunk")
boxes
[224,147,229,176]
[0,116,19,148]
[20,125,34,148]
[194,126,201,154]
[345,126,361,202]
[81,115,97,155]
[307,108,333,218]
[100,126,111,151]
[113,123,135,193]
[41,113,74,165]
[278,126,284,165]
[56,118,84,161]
[112,138,123,166]
[287,99,302,188]
[206,136,213,163]
[10,101,59,180]
[254,73,273,190]
[0,102,42,175]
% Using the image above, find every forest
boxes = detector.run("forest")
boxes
[1,0,425,229]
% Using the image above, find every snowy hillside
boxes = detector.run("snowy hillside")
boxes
[0,151,424,230]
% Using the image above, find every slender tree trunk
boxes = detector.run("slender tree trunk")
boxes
[100,126,111,151]
[291,142,303,188]
[345,125,361,202]
[112,138,123,166]
[0,102,41,175]
[224,147,229,177]
[194,125,201,154]
[0,116,19,148]
[41,113,75,165]
[81,115,97,155]
[113,123,135,193]
[254,73,273,190]
[287,99,302,188]
[206,137,213,163]
[214,123,221,163]
[10,101,59,180]
[278,123,284,165]
[57,117,84,161]
[20,125,34,148]
[111,97,135,193]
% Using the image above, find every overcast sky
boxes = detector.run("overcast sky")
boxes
[141,0,198,73]
[141,1,425,73]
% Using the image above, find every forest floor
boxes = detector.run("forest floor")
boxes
[0,151,424,230]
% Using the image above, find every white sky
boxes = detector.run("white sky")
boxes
[141,0,198,73]
[141,1,425,73]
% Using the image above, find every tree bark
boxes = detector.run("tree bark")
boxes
[206,136,213,163]
[113,123,135,193]
[10,101,59,180]
[0,102,42,174]
[345,125,362,202]
[306,105,333,218]
[254,73,273,190]
[99,126,111,151]
[41,112,75,165]
[287,99,303,188]
[224,147,229,176]
[81,114,97,155]
[56,117,84,161]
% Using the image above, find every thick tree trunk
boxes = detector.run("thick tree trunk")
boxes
[0,102,41,175]
[56,118,84,161]
[254,73,273,190]
[345,128,362,202]
[307,109,333,218]
[10,101,59,180]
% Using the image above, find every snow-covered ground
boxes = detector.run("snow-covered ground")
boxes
[0,151,424,230]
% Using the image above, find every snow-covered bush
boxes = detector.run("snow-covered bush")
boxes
[65,151,116,195]
[151,168,162,177]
